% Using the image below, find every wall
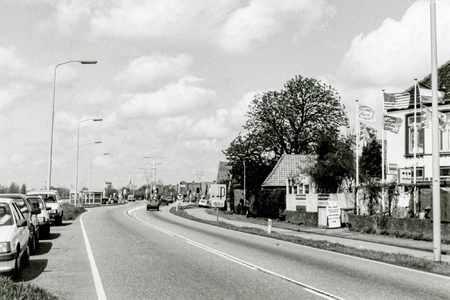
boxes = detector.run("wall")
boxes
[348,214,450,239]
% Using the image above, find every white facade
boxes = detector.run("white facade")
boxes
[386,103,450,182]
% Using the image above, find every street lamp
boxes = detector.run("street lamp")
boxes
[89,153,109,204]
[48,60,97,190]
[75,118,102,206]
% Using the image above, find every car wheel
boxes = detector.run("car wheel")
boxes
[30,236,36,254]
[22,245,30,268]
[46,223,51,238]
[157,207,159,211]
[35,231,40,250]
[12,247,21,279]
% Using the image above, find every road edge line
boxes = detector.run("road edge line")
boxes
[80,210,107,300]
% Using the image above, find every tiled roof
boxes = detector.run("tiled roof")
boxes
[262,154,316,187]
[388,59,450,111]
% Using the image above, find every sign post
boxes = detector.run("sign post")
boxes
[326,204,341,228]
[209,184,226,221]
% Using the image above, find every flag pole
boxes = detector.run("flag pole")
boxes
[381,90,385,213]
[430,0,441,262]
[355,100,360,215]
[414,79,418,217]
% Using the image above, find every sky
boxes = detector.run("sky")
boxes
[1,0,450,192]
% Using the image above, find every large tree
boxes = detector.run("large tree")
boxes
[244,75,348,156]
[308,134,355,193]
[224,75,349,194]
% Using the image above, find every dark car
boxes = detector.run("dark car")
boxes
[0,194,41,253]
[146,198,160,211]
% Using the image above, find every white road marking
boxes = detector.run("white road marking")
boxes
[80,210,107,300]
[125,205,344,300]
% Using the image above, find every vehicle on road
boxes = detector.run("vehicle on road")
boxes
[166,196,173,203]
[146,198,160,211]
[0,194,40,254]
[198,196,209,208]
[28,195,51,238]
[127,195,135,202]
[27,190,64,225]
[0,198,30,278]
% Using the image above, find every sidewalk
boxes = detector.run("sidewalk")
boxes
[180,205,450,263]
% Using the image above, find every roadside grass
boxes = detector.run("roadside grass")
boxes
[61,203,87,221]
[170,205,450,277]
[0,276,59,300]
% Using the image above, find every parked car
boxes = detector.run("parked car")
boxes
[198,196,209,208]
[27,190,64,225]
[0,198,30,278]
[146,198,160,211]
[28,195,51,238]
[0,194,40,254]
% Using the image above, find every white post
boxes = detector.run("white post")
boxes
[414,80,418,217]
[430,0,441,262]
[381,92,385,213]
[268,219,272,234]
[355,100,360,215]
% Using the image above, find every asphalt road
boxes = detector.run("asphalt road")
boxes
[20,202,450,300]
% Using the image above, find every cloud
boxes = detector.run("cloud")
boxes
[115,54,193,91]
[87,0,334,53]
[0,83,33,111]
[336,0,450,90]
[114,76,217,120]
[216,0,335,53]
[90,0,236,38]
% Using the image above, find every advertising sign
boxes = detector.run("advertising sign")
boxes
[326,205,341,228]
[399,169,412,184]
[305,194,318,212]
[209,184,226,208]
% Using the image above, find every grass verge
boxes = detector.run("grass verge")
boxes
[171,205,450,277]
[0,276,59,300]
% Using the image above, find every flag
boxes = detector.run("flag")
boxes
[383,115,403,134]
[360,122,377,142]
[421,106,432,129]
[358,105,376,122]
[383,92,410,109]
[420,105,448,130]
[418,82,445,104]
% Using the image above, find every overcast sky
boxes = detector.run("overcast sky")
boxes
[1,0,449,191]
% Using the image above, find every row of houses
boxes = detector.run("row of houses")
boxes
[215,60,450,226]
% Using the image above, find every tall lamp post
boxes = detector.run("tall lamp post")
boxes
[48,60,97,190]
[75,118,102,206]
[89,153,109,203]
[144,156,166,188]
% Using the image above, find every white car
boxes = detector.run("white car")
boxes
[198,196,209,208]
[0,198,30,278]
[28,195,51,238]
[27,190,64,225]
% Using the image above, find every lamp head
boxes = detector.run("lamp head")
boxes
[80,61,97,64]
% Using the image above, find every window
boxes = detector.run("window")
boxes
[407,167,424,180]
[440,112,450,152]
[440,167,450,177]
[406,115,424,155]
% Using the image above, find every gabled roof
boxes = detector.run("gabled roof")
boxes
[388,59,450,111]
[262,154,316,187]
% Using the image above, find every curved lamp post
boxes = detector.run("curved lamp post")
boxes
[48,60,97,190]
[89,153,109,203]
[75,118,102,206]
